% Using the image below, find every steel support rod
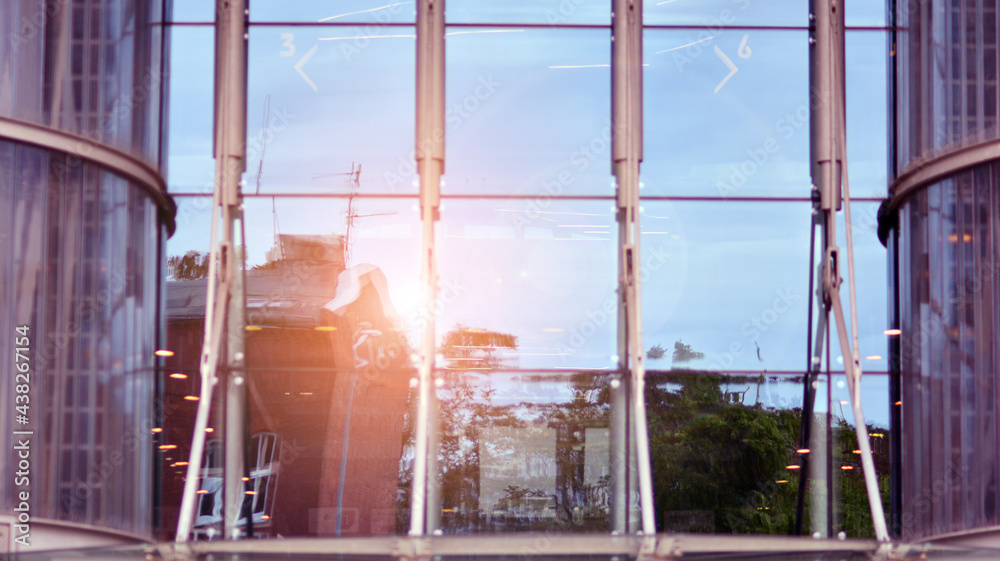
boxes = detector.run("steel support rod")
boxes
[219,0,250,538]
[612,0,655,536]
[809,0,889,543]
[176,0,249,543]
[409,0,444,537]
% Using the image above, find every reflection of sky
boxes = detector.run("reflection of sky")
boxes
[653,373,890,428]
[165,2,892,422]
[173,0,887,26]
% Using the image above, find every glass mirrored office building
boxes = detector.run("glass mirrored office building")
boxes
[2,0,1000,554]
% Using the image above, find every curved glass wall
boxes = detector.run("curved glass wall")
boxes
[895,0,1000,169]
[896,162,1000,540]
[0,0,167,167]
[0,140,164,538]
[0,0,170,546]
[892,0,1000,543]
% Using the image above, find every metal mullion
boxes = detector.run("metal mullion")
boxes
[612,0,654,536]
[175,0,249,543]
[409,0,444,537]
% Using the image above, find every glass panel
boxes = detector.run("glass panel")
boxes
[171,1,215,23]
[164,194,421,537]
[0,143,159,538]
[837,201,890,373]
[167,26,215,194]
[444,28,611,196]
[446,0,610,25]
[831,374,890,433]
[646,370,889,537]
[438,198,617,369]
[167,197,215,265]
[643,30,810,197]
[845,0,886,27]
[846,31,889,198]
[241,364,415,536]
[241,196,422,346]
[830,374,890,540]
[0,1,166,165]
[897,165,1000,540]
[647,371,805,533]
[644,0,803,28]
[895,0,1000,166]
[643,1,882,27]
[434,370,616,532]
[639,201,810,373]
[248,27,416,194]
[251,1,416,24]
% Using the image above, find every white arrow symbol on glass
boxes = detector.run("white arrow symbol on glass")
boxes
[295,43,319,92]
[713,45,738,94]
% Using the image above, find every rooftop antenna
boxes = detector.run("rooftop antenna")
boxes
[254,94,269,196]
[319,162,397,265]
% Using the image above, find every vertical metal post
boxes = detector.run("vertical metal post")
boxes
[809,0,890,543]
[175,0,248,543]
[612,0,655,536]
[410,0,444,537]
[218,0,250,540]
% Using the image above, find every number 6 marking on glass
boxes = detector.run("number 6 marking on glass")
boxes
[737,34,751,59]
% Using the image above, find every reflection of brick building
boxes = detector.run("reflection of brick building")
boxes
[159,235,413,539]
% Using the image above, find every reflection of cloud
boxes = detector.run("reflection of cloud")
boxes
[317,2,413,22]
[655,36,715,54]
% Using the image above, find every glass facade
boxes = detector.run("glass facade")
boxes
[0,0,167,166]
[894,0,999,169]
[892,0,1000,542]
[896,164,1000,539]
[22,0,1000,550]
[0,0,171,545]
[159,0,894,543]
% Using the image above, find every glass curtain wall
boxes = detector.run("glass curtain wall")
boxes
[891,0,1000,541]
[161,0,893,540]
[0,0,170,541]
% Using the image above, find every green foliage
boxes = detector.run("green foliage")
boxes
[647,344,667,360]
[672,340,705,363]
[166,250,210,280]
[646,372,800,533]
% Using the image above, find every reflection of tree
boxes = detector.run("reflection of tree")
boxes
[395,371,613,533]
[647,344,667,360]
[646,364,890,537]
[496,485,549,515]
[440,325,517,370]
[671,340,705,363]
[647,370,800,534]
[395,336,891,538]
[167,250,210,280]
